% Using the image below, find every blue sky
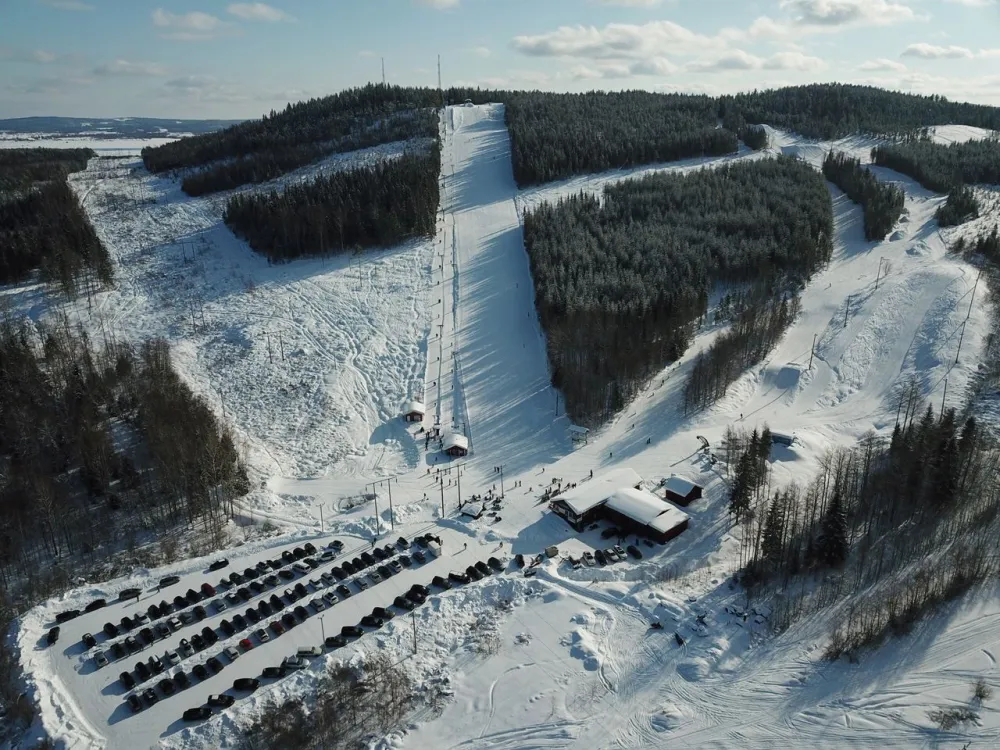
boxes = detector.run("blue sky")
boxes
[2,0,1000,118]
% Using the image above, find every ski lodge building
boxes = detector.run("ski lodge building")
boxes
[549,468,689,543]
[443,433,469,457]
[402,400,425,423]
[662,475,703,507]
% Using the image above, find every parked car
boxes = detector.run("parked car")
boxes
[308,577,323,590]
[165,650,180,666]
[281,550,295,564]
[283,588,298,603]
[158,678,176,696]
[46,627,60,646]
[120,615,135,631]
[377,565,391,579]
[582,551,596,567]
[341,625,364,638]
[103,622,119,638]
[245,608,260,624]
[466,565,483,581]
[626,545,643,560]
[293,561,310,575]
[264,574,279,587]
[94,651,109,668]
[354,576,369,591]
[135,660,151,681]
[282,655,306,670]
[394,595,416,611]
[269,594,284,611]
[372,546,387,562]
[201,626,218,645]
[368,570,382,585]
[336,584,352,599]
[475,561,491,577]
[193,605,207,621]
[142,687,158,706]
[321,571,335,585]
[82,632,97,649]
[360,614,384,628]
[127,693,143,713]
[208,693,234,707]
[258,600,272,617]
[304,558,320,570]
[399,554,413,568]
[158,600,173,616]
[413,550,427,564]
[167,617,182,631]
[182,707,211,721]
[119,671,136,690]
[147,654,164,673]
[406,590,427,606]
[233,613,248,630]
[325,634,348,649]
[206,656,223,674]
[261,665,286,679]
[209,558,229,571]
[155,622,171,639]
[449,570,471,584]
[224,592,241,606]
[320,550,336,562]
[303,542,317,555]
[192,663,209,680]
[487,557,504,572]
[173,670,190,689]
[254,628,270,643]
[293,582,307,598]
[612,545,627,559]
[231,676,260,692]
[360,552,376,567]
[281,612,296,629]
[85,599,107,613]
[56,609,81,623]
[278,568,295,581]
[371,606,394,621]
[310,597,326,612]
[178,639,194,658]
[172,595,188,610]
[603,547,620,563]
[297,645,322,657]
[179,611,196,625]
[431,575,452,590]
[236,587,252,602]
[139,627,155,645]
[219,619,235,636]
[223,646,240,662]
[229,571,244,586]
[249,581,264,595]
[243,567,258,580]
[601,527,620,540]
[341,560,356,575]
[148,603,162,619]
[269,621,285,636]
[293,605,308,621]
[255,561,269,573]
[292,547,306,560]
[594,549,607,565]
[111,641,127,659]
[191,633,206,651]
[211,598,226,613]
[158,574,179,588]
[329,539,344,551]
[125,636,141,653]
[322,591,338,606]
[185,588,202,604]
[269,559,284,571]
[388,559,403,574]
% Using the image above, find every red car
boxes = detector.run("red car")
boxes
[200,582,216,597]
[239,638,253,651]
[269,621,285,636]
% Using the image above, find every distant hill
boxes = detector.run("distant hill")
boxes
[0,116,241,138]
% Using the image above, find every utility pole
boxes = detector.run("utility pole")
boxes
[495,464,505,499]
[439,478,445,519]
[411,611,417,654]
[955,320,967,365]
[456,463,463,509]
[381,57,386,85]
[279,333,285,361]
[266,333,273,364]
[437,54,442,104]
[320,615,326,644]
[968,265,983,320]
[372,483,380,540]
[942,374,948,415]
[808,333,818,370]
[844,295,851,328]
[386,479,394,531]
[875,257,886,290]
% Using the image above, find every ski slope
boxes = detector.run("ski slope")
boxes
[8,109,1000,748]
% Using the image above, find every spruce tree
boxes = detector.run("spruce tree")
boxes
[817,492,848,568]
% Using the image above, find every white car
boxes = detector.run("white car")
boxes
[320,550,336,562]
[309,578,323,590]
[223,646,240,661]
[94,651,109,668]
[178,639,194,657]
[282,655,306,670]
[254,628,270,643]
[292,562,310,574]
[297,645,322,658]
[165,650,180,666]
[167,617,182,631]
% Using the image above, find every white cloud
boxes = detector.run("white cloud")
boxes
[0,47,57,64]
[511,21,719,59]
[226,3,292,22]
[38,0,94,10]
[858,57,907,72]
[417,0,460,8]
[902,43,974,59]
[93,59,168,76]
[468,46,491,58]
[22,75,94,95]
[163,75,248,103]
[687,49,825,73]
[152,9,231,41]
[943,0,994,6]
[748,0,919,40]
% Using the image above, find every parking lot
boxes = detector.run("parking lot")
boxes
[36,524,500,742]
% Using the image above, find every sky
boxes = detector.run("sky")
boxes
[2,0,1000,119]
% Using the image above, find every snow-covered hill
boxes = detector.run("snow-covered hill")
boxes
[7,107,1000,749]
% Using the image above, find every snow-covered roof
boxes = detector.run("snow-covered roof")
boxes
[444,433,469,451]
[648,502,690,535]
[664,475,700,496]
[558,467,643,515]
[605,487,675,525]
[567,425,590,435]
[403,400,425,415]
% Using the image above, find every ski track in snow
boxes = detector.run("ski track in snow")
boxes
[4,116,1000,749]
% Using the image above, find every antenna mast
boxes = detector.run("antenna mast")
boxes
[381,57,386,85]
[437,54,442,93]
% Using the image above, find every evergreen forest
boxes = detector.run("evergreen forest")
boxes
[936,186,981,227]
[871,137,1000,192]
[523,156,833,424]
[0,148,113,297]
[224,146,440,262]
[821,151,905,241]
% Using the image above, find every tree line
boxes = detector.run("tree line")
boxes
[731,380,1000,657]
[141,84,441,195]
[871,136,1000,192]
[684,289,801,411]
[822,151,905,241]
[0,315,249,598]
[0,148,113,297]
[936,186,980,227]
[224,145,439,262]
[522,156,833,424]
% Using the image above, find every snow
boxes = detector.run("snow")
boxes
[0,133,180,153]
[663,475,699,497]
[7,110,1000,749]
[604,487,683,526]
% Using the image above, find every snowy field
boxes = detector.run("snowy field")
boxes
[6,109,1000,748]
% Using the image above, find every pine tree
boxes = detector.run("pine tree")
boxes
[817,492,848,568]
[761,493,786,570]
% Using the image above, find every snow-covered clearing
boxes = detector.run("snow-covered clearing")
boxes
[7,109,1000,748]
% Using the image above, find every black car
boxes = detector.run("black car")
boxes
[413,550,427,564]
[235,587,251,602]
[600,527,620,540]
[245,608,261,624]
[410,583,430,597]
[158,678,176,696]
[341,560,356,575]
[360,615,384,628]
[294,583,307,598]
[268,559,283,571]
[173,595,188,610]
[135,660,152,681]
[269,621,285,636]
[331,566,347,580]
[56,609,81,624]
[341,625,364,638]
[397,536,410,549]
[355,577,369,591]
[372,606,395,621]
[120,671,136,690]
[293,605,308,621]
[139,627,156,645]
[159,575,180,587]
[206,656,223,674]
[515,553,526,568]
[209,558,230,571]
[431,575,452,590]
[336,584,351,599]
[147,603,162,619]
[304,557,320,569]
[292,547,306,560]
[249,581,264,594]
[127,693,143,713]
[406,590,427,606]
[382,544,396,558]
[142,687,159,706]
[201,626,218,645]
[258,600,272,617]
[449,570,471,584]
[46,627,60,645]
[325,634,348,649]
[125,636,141,654]
[119,588,141,602]
[269,594,284,611]
[233,614,248,631]
[377,564,392,579]
[626,544,643,560]
[281,550,295,564]
[414,534,428,547]
[372,546,387,561]
[82,632,97,649]
[208,693,235,707]
[264,574,279,587]
[360,552,376,567]
[233,677,260,691]
[229,572,244,586]
[594,549,607,565]
[281,612,296,629]
[192,663,209,680]
[243,567,258,580]
[278,569,295,581]
[466,565,483,581]
[475,561,491,577]
[155,622,171,639]
[173,671,190,689]
[303,542,317,555]
[488,557,504,571]
[219,619,235,636]
[255,561,269,573]
[148,654,164,674]
[120,616,135,631]
[183,707,211,721]
[85,599,107,613]
[399,554,412,568]
[394,595,415,611]
[111,642,127,659]
[261,665,286,679]
[185,589,202,605]
[158,600,173,616]
[103,622,119,638]
[193,605,207,621]
[191,633,206,651]
[283,588,298,603]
